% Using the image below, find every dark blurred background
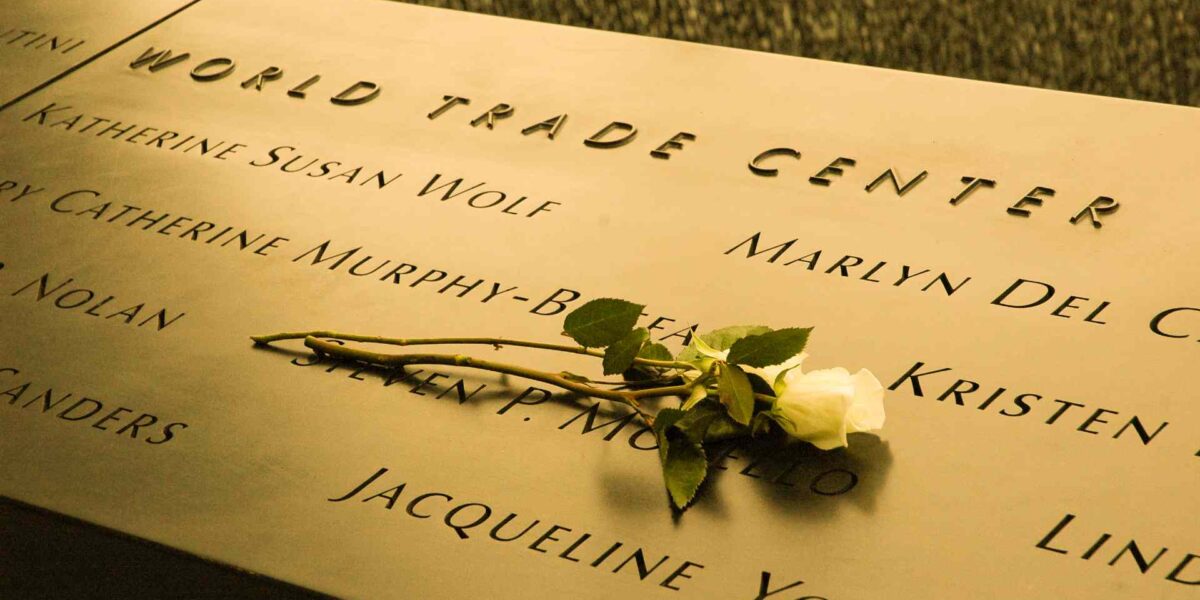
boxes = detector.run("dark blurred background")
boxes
[410,0,1200,106]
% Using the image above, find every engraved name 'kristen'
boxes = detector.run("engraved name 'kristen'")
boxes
[889,362,1169,447]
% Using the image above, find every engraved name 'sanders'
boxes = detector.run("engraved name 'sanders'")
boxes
[1,366,187,446]
[123,46,1122,230]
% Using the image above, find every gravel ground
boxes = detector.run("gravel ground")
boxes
[406,0,1200,107]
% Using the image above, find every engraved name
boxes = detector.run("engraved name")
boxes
[0,366,188,445]
[329,466,707,592]
[1037,513,1199,587]
[0,27,84,54]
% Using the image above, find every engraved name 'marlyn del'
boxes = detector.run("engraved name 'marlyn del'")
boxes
[126,46,1120,230]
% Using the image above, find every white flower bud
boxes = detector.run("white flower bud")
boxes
[772,366,885,450]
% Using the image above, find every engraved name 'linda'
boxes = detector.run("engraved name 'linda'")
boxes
[125,46,1120,230]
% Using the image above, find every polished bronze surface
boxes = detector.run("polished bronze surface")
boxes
[1,1,1197,598]
[0,0,193,108]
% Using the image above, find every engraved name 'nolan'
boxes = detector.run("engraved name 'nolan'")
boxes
[11,271,185,332]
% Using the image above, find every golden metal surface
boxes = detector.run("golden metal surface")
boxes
[0,0,191,106]
[1,1,1198,598]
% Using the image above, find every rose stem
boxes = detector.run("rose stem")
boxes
[251,330,693,370]
[302,337,698,427]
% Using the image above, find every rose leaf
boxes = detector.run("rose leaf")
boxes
[562,298,645,348]
[603,327,649,375]
[717,364,756,425]
[726,327,812,368]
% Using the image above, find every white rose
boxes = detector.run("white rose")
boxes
[772,366,885,450]
[749,352,807,391]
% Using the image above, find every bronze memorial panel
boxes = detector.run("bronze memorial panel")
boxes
[1,1,1197,598]
[0,0,193,107]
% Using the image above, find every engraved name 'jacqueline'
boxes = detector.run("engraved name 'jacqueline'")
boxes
[328,467,830,598]
[328,467,706,593]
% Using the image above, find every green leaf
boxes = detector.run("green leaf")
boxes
[725,327,812,368]
[621,365,658,382]
[661,434,707,510]
[677,325,771,362]
[674,399,747,442]
[680,385,709,411]
[704,415,747,441]
[700,325,774,351]
[746,372,775,396]
[653,408,688,438]
[750,412,777,437]
[651,411,704,510]
[673,401,724,441]
[638,342,673,362]
[752,409,795,438]
[563,298,645,348]
[717,364,756,425]
[603,328,649,375]
[653,408,688,464]
[653,407,713,509]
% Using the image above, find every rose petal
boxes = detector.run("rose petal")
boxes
[847,369,885,432]
[775,377,851,449]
